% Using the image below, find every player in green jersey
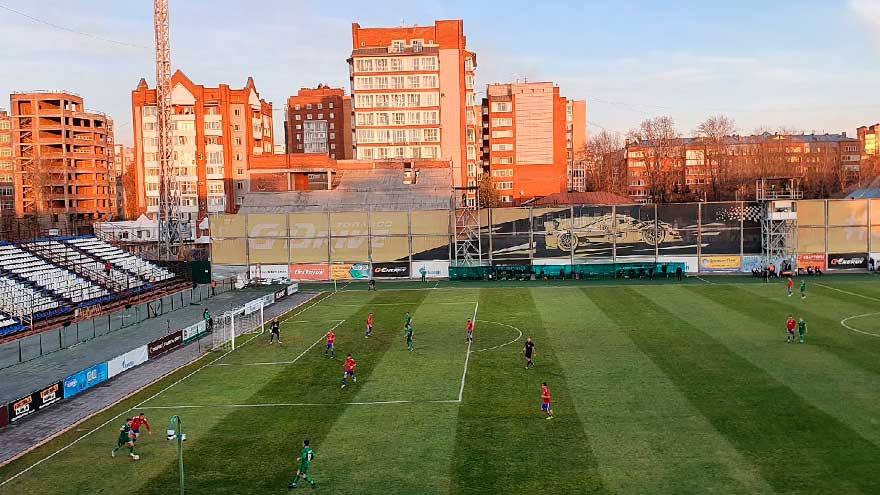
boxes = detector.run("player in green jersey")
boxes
[404,311,413,328]
[288,439,316,489]
[800,280,806,299]
[797,318,807,343]
[405,323,414,352]
[111,418,136,458]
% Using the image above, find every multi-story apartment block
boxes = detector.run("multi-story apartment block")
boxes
[857,123,879,158]
[481,82,570,205]
[10,92,115,231]
[349,20,480,203]
[624,132,861,202]
[286,85,353,159]
[0,110,12,217]
[112,143,134,219]
[131,71,273,231]
[566,99,587,192]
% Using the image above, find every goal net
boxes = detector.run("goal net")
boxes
[212,300,265,352]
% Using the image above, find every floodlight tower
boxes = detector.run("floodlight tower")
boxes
[154,0,184,258]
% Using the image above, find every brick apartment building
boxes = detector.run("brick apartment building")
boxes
[130,70,273,233]
[112,143,134,218]
[9,91,115,232]
[286,85,353,159]
[349,20,480,204]
[624,132,861,203]
[566,99,588,191]
[0,109,12,218]
[857,123,879,158]
[481,82,581,205]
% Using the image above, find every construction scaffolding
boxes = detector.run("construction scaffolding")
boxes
[756,177,803,266]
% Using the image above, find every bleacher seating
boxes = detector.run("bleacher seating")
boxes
[65,237,175,282]
[24,239,147,293]
[0,309,24,337]
[0,237,181,340]
[0,243,108,305]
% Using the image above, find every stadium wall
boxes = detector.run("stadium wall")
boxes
[210,202,768,277]
[213,199,880,276]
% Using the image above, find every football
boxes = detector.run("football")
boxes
[131,455,140,461]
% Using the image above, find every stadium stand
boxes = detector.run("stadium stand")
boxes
[0,237,182,339]
[240,168,453,212]
[64,237,175,283]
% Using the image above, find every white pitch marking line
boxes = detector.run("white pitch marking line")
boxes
[0,291,338,487]
[328,302,477,307]
[138,398,462,410]
[211,320,344,367]
[473,320,523,353]
[456,302,478,403]
[816,283,880,303]
[695,276,715,285]
[840,312,880,338]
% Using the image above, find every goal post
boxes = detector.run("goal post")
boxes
[211,299,265,352]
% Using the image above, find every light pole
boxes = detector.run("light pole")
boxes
[166,415,186,494]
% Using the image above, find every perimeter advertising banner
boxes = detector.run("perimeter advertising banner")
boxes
[410,261,449,279]
[8,381,64,423]
[182,321,207,344]
[797,253,826,271]
[371,262,410,278]
[289,264,330,281]
[63,362,109,399]
[147,331,183,359]
[741,255,763,273]
[330,263,370,281]
[827,253,868,270]
[699,255,741,273]
[0,402,7,428]
[249,264,289,281]
[107,345,149,378]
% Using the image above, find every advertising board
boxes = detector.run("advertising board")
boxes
[107,345,149,378]
[147,331,183,359]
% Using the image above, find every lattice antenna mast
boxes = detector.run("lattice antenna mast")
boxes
[154,0,183,258]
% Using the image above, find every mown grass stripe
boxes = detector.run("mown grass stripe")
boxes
[449,288,607,495]
[133,290,432,495]
[696,284,880,377]
[590,288,880,494]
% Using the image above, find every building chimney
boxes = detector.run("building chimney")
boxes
[842,131,847,138]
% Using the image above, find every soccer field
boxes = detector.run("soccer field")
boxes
[2,277,880,494]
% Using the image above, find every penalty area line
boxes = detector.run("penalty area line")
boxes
[0,291,339,488]
[211,320,344,367]
[456,302,478,403]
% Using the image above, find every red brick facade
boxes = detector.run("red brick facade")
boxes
[286,85,353,159]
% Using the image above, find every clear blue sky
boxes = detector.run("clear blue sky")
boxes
[1,0,879,145]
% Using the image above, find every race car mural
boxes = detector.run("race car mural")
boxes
[543,213,683,252]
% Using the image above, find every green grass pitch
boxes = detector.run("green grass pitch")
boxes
[2,277,880,494]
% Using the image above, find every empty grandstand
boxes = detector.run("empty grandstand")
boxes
[240,168,454,213]
[0,236,183,339]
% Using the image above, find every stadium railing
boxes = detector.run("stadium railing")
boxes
[449,262,687,281]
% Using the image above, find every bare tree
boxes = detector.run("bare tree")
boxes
[695,114,737,201]
[628,116,681,203]
[584,130,626,194]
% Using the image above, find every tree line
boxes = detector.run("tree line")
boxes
[578,115,869,203]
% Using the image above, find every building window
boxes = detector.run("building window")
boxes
[306,104,312,110]
[391,40,404,53]
[296,124,302,130]
[496,181,513,190]
[492,143,513,152]
[329,102,334,109]
[492,118,513,127]
[294,104,301,110]
[234,108,241,116]
[295,115,301,121]
[493,169,514,177]
[307,114,313,120]
[318,113,323,119]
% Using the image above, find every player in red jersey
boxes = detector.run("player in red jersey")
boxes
[787,277,794,297]
[324,329,336,358]
[465,319,474,344]
[365,313,374,338]
[785,315,797,343]
[341,354,357,388]
[130,412,151,439]
[541,383,553,419]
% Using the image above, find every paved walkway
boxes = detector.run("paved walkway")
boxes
[0,286,294,404]
[0,291,319,466]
